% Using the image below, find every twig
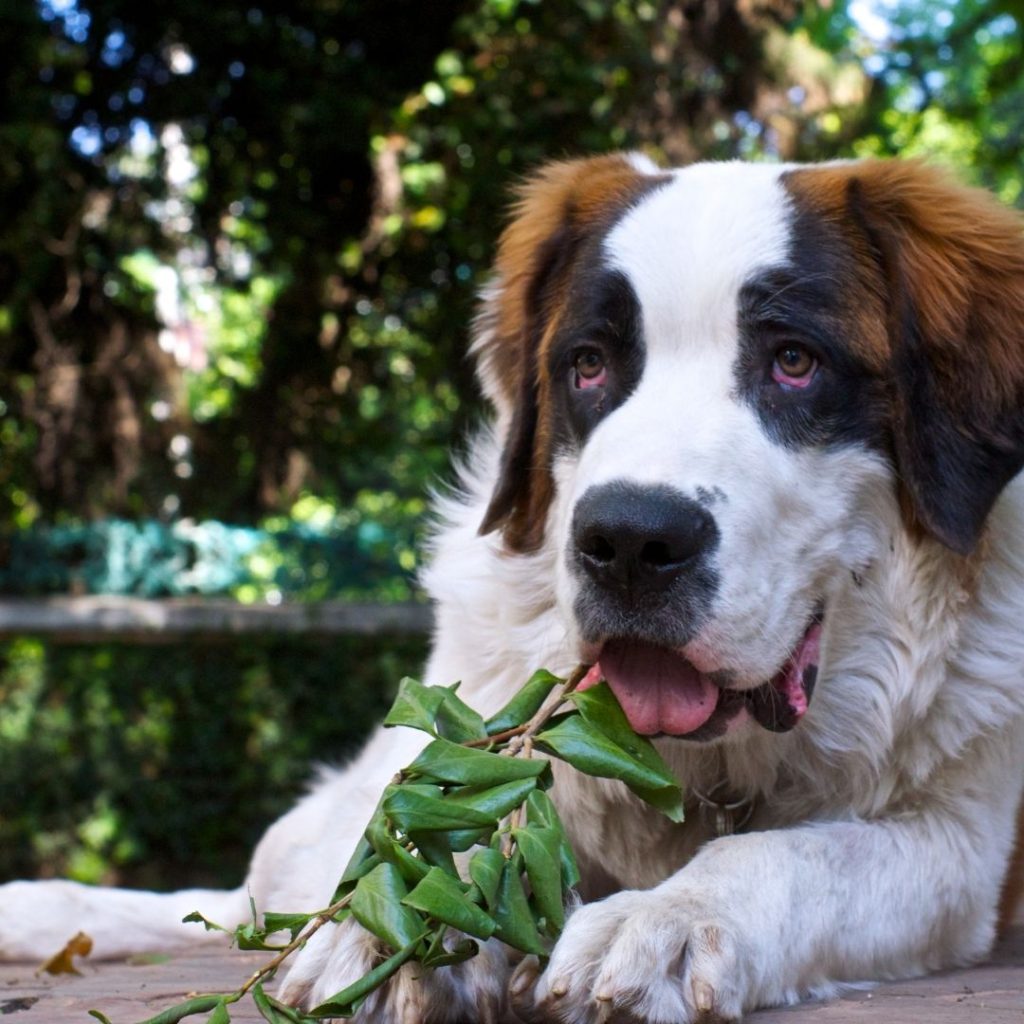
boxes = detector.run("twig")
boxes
[502,663,590,758]
[235,891,355,999]
[463,663,591,751]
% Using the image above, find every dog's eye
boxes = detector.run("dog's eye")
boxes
[574,349,607,389]
[772,345,817,388]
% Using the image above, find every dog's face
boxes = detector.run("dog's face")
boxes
[475,155,1024,740]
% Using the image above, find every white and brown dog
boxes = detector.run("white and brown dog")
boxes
[4,155,1024,1023]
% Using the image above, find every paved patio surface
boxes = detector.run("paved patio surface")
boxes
[2,926,1022,1023]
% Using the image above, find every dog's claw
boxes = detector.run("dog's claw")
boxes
[509,957,538,1000]
[692,977,715,1013]
[508,955,544,1023]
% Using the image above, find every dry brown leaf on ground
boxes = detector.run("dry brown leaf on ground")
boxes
[36,931,93,976]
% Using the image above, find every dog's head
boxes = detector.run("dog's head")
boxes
[474,155,1024,740]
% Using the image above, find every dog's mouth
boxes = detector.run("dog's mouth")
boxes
[580,617,822,740]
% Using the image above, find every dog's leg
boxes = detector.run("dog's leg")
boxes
[519,729,1024,1023]
[0,879,250,960]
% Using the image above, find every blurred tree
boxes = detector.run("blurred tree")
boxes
[0,0,468,529]
[0,0,860,544]
[834,0,1024,204]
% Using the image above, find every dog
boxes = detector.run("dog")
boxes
[4,154,1024,1024]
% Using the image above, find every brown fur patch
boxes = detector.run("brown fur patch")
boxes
[786,161,1024,404]
[998,794,1024,933]
[478,156,658,408]
[785,161,1024,554]
[477,155,666,551]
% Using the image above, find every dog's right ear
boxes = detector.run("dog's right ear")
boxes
[474,154,661,552]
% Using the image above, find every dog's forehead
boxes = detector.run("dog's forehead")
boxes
[603,162,792,352]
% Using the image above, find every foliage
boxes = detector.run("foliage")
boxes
[88,668,684,1023]
[0,517,420,601]
[0,0,835,536]
[801,0,1024,205]
[0,634,427,888]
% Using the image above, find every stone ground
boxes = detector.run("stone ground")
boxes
[2,926,1023,1023]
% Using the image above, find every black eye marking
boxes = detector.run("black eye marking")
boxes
[735,268,886,451]
[549,268,645,444]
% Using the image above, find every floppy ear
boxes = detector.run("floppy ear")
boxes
[848,161,1024,555]
[474,154,659,551]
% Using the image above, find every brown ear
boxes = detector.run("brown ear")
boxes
[474,154,661,551]
[847,161,1024,555]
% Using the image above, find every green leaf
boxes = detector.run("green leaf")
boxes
[233,894,282,950]
[234,922,285,951]
[306,936,423,1018]
[133,996,227,1024]
[492,860,548,956]
[386,839,433,884]
[364,809,431,883]
[383,677,445,735]
[383,787,496,833]
[333,852,381,902]
[468,847,505,910]
[526,790,580,888]
[263,911,315,942]
[338,834,376,885]
[485,669,561,735]
[419,934,479,969]
[88,1013,114,1024]
[436,684,489,742]
[568,681,679,779]
[524,788,558,828]
[622,781,685,822]
[407,829,458,873]
[252,983,309,1024]
[513,826,564,932]
[350,862,427,953]
[406,738,549,787]
[366,804,398,854]
[535,715,684,822]
[207,1002,231,1024]
[445,777,541,821]
[181,911,230,934]
[402,867,497,940]
[446,827,492,852]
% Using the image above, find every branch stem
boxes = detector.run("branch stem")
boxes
[236,891,354,999]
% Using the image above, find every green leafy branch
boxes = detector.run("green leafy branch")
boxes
[90,665,684,1023]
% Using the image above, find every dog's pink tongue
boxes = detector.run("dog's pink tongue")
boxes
[596,641,719,736]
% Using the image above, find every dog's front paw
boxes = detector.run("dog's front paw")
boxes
[512,889,746,1024]
[277,916,511,1023]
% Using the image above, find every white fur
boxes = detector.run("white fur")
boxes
[3,162,1023,1024]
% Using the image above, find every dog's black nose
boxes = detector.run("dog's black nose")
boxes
[572,482,718,593]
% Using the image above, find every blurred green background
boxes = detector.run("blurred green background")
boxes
[1,0,1022,889]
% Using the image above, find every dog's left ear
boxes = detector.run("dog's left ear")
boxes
[474,154,660,552]
[848,161,1024,555]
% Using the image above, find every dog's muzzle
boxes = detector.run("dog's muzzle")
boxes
[570,480,721,650]
[570,480,821,738]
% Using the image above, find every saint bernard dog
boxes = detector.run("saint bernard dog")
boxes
[4,155,1024,1024]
